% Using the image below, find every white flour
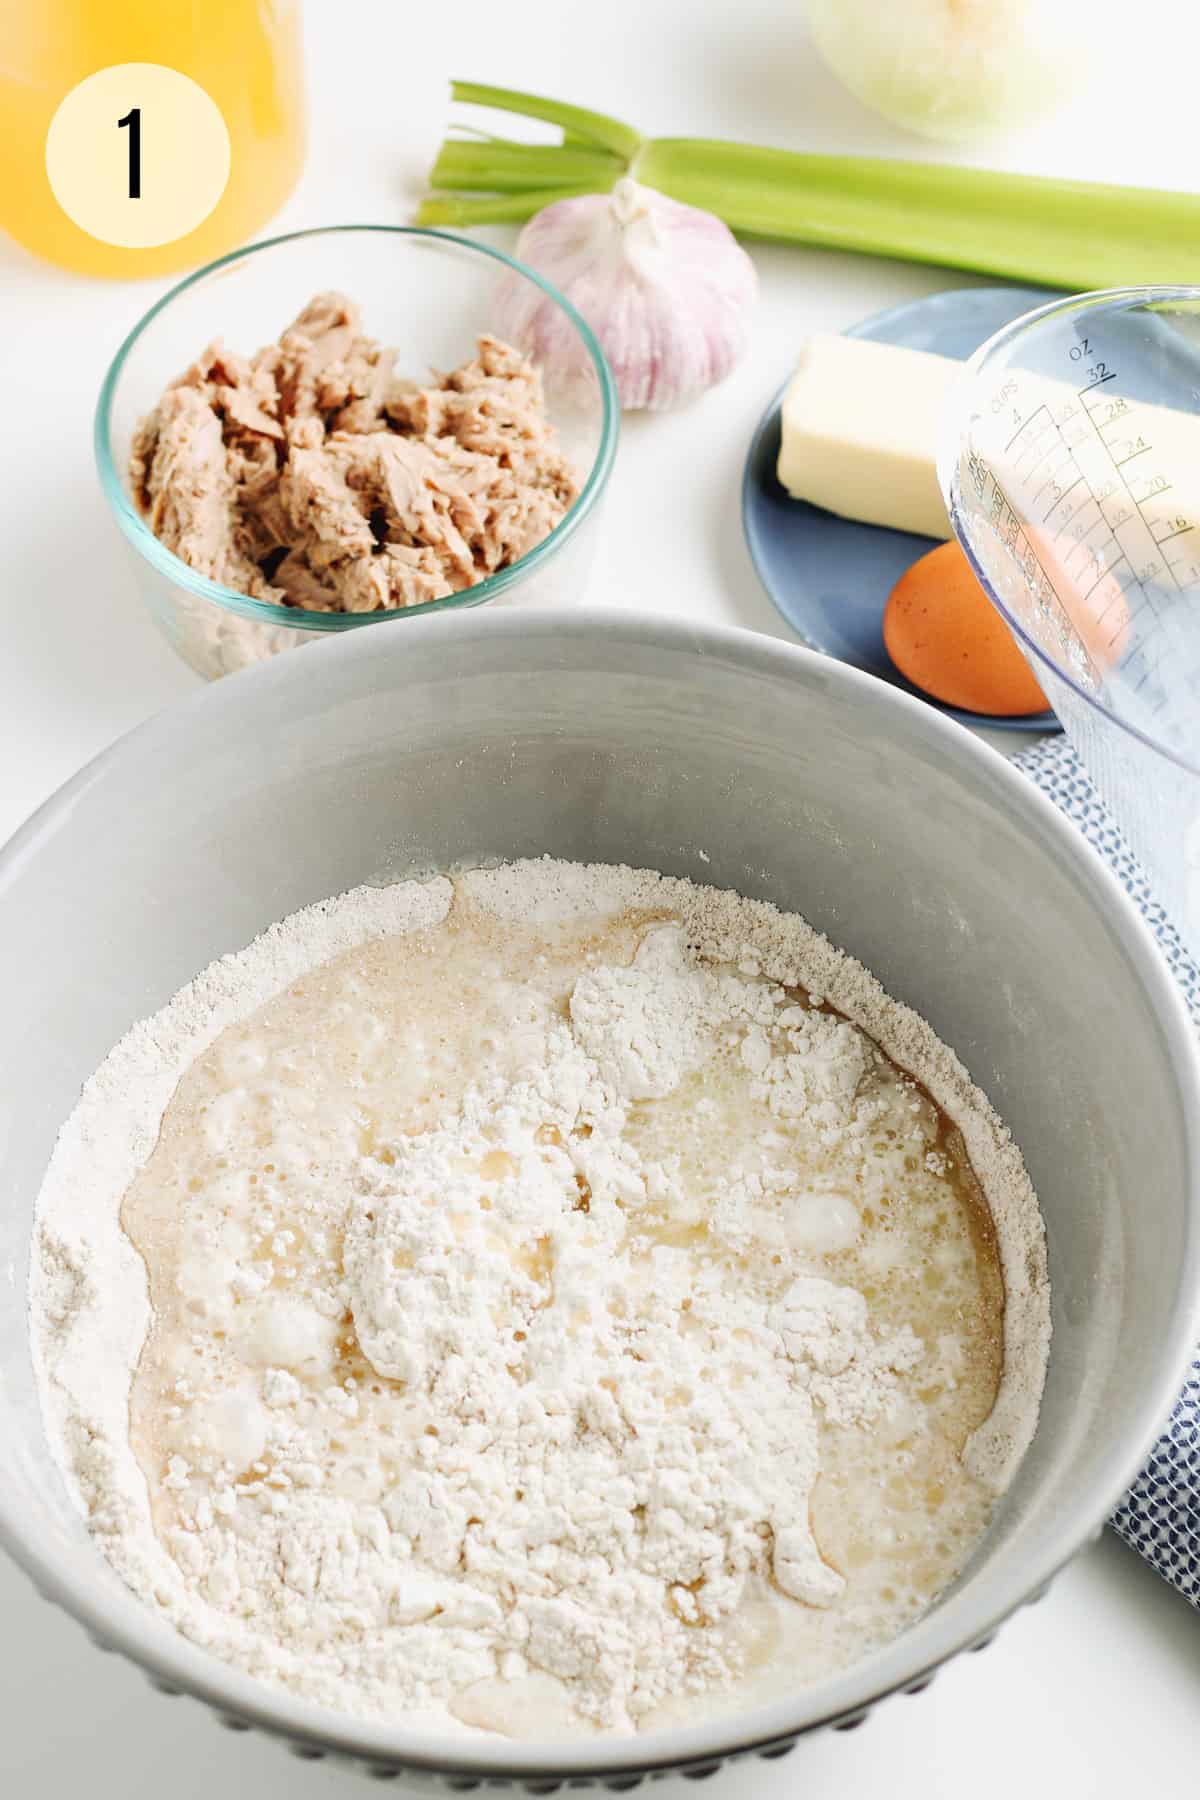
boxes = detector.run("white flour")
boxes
[31,859,1050,1740]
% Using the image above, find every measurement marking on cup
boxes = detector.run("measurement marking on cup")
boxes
[1041,475,1084,523]
[971,320,1200,769]
[968,462,1105,688]
[1050,493,1103,544]
[1080,386,1185,597]
[1012,431,1066,490]
[1082,562,1123,604]
[1006,403,1052,454]
[1018,449,1060,493]
[1032,447,1074,494]
[974,368,1200,697]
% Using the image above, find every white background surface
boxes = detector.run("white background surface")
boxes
[3,1,1200,1791]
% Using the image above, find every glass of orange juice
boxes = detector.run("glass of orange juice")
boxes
[0,0,307,278]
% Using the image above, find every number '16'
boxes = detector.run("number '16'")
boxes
[117,106,141,199]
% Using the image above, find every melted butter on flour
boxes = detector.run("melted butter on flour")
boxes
[121,889,1006,1738]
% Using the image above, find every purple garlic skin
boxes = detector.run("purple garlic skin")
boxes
[493,178,759,412]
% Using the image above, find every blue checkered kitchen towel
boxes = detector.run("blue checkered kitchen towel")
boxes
[1014,732,1200,1603]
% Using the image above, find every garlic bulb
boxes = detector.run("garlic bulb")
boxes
[493,178,758,411]
[805,0,1095,144]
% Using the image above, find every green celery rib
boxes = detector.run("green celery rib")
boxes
[431,138,623,195]
[634,139,1200,289]
[449,81,642,162]
[417,187,601,227]
[424,84,1200,288]
[431,138,618,195]
[447,125,544,150]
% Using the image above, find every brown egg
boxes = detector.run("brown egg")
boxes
[883,541,1049,717]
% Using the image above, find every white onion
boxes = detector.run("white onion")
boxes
[805,0,1095,144]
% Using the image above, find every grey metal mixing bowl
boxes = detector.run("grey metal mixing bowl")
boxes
[1,611,1198,1787]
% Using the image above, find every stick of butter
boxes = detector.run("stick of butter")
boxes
[777,333,957,539]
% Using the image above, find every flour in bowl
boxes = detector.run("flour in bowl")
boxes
[31,859,1050,1739]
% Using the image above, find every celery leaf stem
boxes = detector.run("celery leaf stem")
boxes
[416,187,600,227]
[430,140,623,196]
[448,81,641,161]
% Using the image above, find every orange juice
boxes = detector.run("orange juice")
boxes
[0,1,307,277]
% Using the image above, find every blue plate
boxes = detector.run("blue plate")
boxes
[742,285,1061,734]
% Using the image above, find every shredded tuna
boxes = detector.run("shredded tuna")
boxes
[129,293,580,614]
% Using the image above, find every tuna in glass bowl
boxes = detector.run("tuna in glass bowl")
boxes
[95,225,619,680]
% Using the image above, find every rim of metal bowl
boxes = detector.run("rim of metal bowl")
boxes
[938,283,1200,779]
[94,223,620,632]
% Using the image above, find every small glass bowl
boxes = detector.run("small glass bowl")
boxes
[95,225,619,679]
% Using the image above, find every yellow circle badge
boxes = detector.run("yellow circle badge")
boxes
[45,63,231,250]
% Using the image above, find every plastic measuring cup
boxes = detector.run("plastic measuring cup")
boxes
[941,286,1200,961]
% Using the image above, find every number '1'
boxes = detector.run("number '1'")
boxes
[117,106,141,199]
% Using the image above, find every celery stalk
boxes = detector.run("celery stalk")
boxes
[446,82,642,161]
[419,186,602,226]
[635,139,1200,290]
[420,83,1200,291]
[431,139,624,195]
